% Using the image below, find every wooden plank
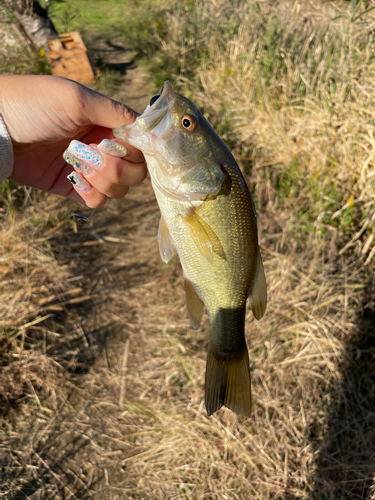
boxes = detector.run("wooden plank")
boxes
[71,31,86,50]
[46,47,95,84]
[48,38,63,50]
[46,31,95,84]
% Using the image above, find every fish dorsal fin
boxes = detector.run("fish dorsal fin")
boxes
[249,253,267,320]
[158,216,175,263]
[184,278,205,329]
[181,210,225,264]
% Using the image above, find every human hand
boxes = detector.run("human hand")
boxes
[0,75,147,207]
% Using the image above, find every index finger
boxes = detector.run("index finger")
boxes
[110,137,145,164]
[77,126,145,164]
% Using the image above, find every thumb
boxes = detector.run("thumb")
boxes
[79,86,140,129]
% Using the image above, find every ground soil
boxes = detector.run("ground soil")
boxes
[41,183,191,499]
[9,36,205,499]
[85,31,151,111]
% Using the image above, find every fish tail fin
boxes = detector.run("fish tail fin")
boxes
[205,342,251,417]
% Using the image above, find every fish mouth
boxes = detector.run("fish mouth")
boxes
[112,81,177,144]
[138,81,176,136]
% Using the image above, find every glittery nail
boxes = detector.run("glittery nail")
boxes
[67,172,91,192]
[63,150,93,175]
[68,140,103,168]
[97,139,127,157]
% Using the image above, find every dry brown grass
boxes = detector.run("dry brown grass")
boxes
[2,1,375,499]
[0,187,100,496]
[2,186,372,499]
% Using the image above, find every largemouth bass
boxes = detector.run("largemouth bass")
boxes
[113,82,267,417]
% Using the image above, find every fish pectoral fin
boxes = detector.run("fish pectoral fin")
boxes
[184,278,204,329]
[157,216,175,263]
[181,211,224,264]
[181,212,213,264]
[248,253,267,320]
[194,211,225,260]
[205,343,252,417]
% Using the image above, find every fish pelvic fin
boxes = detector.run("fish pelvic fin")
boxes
[249,252,267,320]
[184,277,204,329]
[205,343,251,417]
[158,216,175,263]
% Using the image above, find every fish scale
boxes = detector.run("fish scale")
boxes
[114,81,267,417]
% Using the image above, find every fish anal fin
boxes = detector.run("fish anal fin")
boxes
[205,343,251,417]
[158,216,175,264]
[184,278,204,329]
[181,210,224,264]
[249,253,267,320]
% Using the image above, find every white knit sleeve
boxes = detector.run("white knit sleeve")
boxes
[0,111,14,182]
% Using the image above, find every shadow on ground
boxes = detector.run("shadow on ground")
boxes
[311,276,375,500]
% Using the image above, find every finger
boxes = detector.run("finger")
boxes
[42,155,121,205]
[66,186,89,205]
[72,128,145,165]
[67,169,129,204]
[97,138,145,164]
[82,169,130,198]
[67,171,107,208]
[75,82,140,129]
[64,141,147,186]
[110,138,145,164]
[68,160,130,198]
[64,149,132,198]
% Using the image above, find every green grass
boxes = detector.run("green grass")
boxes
[0,45,51,76]
[49,0,170,59]
[48,0,125,34]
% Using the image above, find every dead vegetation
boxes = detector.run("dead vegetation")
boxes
[1,0,375,499]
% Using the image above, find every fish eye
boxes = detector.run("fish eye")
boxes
[181,115,196,132]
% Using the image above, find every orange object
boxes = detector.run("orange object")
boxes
[46,32,95,84]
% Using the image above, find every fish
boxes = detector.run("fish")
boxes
[113,81,267,417]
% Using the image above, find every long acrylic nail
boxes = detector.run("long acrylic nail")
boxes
[67,171,92,192]
[98,139,127,157]
[63,150,93,176]
[68,140,103,168]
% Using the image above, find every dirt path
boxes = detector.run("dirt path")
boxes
[14,38,211,499]
[5,37,266,500]
[84,31,150,113]
[3,33,218,500]
[42,182,195,499]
